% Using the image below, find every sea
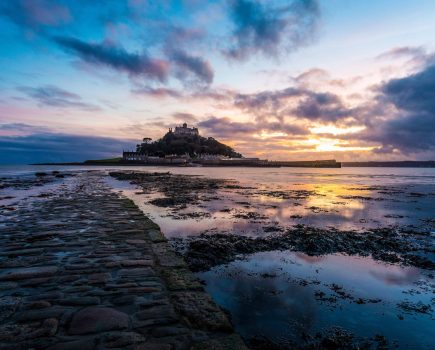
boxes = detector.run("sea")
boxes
[1,164,434,349]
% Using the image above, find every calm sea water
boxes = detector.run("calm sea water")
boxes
[1,164,434,349]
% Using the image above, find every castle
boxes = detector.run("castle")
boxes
[169,123,199,136]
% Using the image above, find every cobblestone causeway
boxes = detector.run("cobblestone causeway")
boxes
[0,171,246,350]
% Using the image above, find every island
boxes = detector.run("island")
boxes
[114,123,341,168]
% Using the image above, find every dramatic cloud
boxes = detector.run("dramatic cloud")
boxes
[226,0,320,60]
[54,36,170,82]
[0,132,135,164]
[361,62,435,154]
[168,49,214,86]
[294,92,351,122]
[198,116,308,139]
[18,85,100,111]
[235,87,353,123]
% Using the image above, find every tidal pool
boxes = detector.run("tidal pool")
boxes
[198,251,434,349]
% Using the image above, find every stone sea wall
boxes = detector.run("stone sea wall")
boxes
[0,171,246,350]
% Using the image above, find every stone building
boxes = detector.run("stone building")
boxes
[171,123,199,136]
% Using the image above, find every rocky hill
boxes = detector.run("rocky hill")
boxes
[136,131,242,158]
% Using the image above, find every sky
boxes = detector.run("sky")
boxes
[1,0,435,164]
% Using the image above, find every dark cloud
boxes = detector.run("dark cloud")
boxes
[355,63,435,154]
[18,85,100,111]
[226,0,320,60]
[198,116,258,136]
[131,86,183,99]
[168,49,214,85]
[0,132,135,164]
[0,123,48,133]
[198,116,308,139]
[235,87,302,112]
[295,92,350,121]
[54,36,170,83]
[235,87,352,122]
[0,0,71,32]
[381,64,435,113]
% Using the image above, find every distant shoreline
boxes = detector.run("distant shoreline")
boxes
[342,161,435,168]
[32,160,341,168]
[30,160,435,168]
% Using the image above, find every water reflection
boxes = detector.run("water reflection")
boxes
[198,251,434,349]
[369,268,420,286]
[108,172,435,238]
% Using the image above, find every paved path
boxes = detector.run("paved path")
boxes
[0,172,246,350]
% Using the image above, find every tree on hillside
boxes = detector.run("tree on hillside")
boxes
[136,131,242,158]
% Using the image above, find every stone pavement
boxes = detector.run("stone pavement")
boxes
[0,171,247,350]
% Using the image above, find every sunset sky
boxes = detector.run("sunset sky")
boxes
[1,0,435,163]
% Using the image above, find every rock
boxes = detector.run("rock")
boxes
[0,248,44,257]
[47,338,98,350]
[0,282,18,291]
[88,272,112,284]
[65,263,93,270]
[191,334,248,350]
[134,344,172,350]
[102,331,145,348]
[111,295,137,305]
[25,232,55,242]
[19,277,51,287]
[126,239,147,245]
[147,230,167,243]
[27,291,63,301]
[151,326,189,337]
[15,308,65,322]
[0,266,58,281]
[0,297,21,322]
[121,259,153,267]
[63,286,93,293]
[171,292,232,331]
[42,318,58,336]
[162,269,203,291]
[118,268,155,278]
[0,323,23,342]
[59,297,100,306]
[68,307,129,335]
[135,305,178,321]
[25,300,51,309]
